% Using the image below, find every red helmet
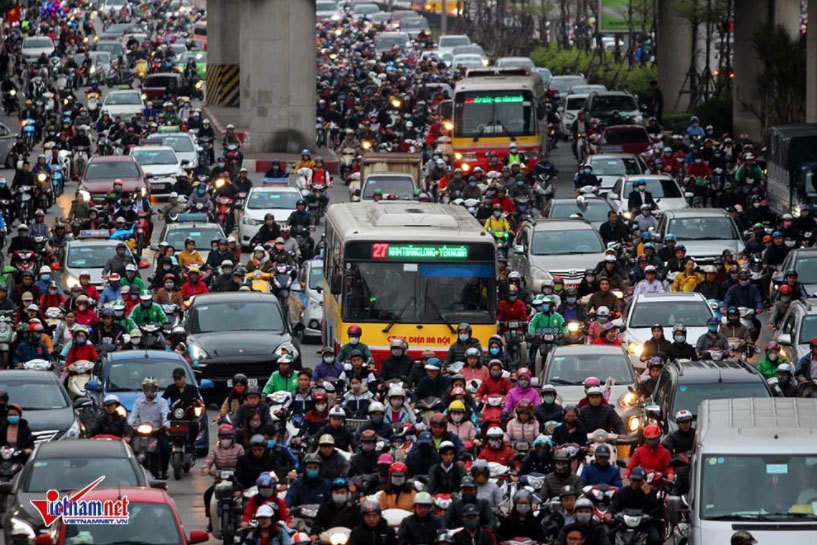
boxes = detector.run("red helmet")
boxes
[313,391,327,401]
[765,341,780,352]
[389,462,408,475]
[553,275,564,284]
[218,424,235,436]
[778,284,793,295]
[643,424,661,439]
[347,325,362,336]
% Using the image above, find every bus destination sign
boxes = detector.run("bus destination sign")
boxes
[464,94,524,105]
[371,243,469,260]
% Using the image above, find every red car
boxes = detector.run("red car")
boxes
[141,73,184,100]
[36,487,208,545]
[80,155,148,203]
[598,125,651,155]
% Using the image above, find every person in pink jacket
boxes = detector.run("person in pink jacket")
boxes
[503,399,540,443]
[460,347,490,382]
[446,400,477,445]
[502,367,541,414]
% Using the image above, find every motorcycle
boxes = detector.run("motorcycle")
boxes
[0,446,23,515]
[2,88,18,115]
[339,147,356,182]
[86,91,100,121]
[51,163,65,197]
[134,211,151,257]
[35,171,53,210]
[307,184,327,223]
[11,249,37,278]
[499,320,528,367]
[132,422,162,478]
[21,119,36,147]
[198,136,214,166]
[564,320,586,345]
[613,509,652,545]
[489,229,511,258]
[168,399,202,480]
[215,196,235,233]
[272,263,295,305]
[210,468,242,544]
[223,144,241,178]
[737,306,759,342]
[66,359,95,400]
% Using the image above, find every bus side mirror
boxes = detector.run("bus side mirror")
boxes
[330,275,342,296]
[666,495,687,526]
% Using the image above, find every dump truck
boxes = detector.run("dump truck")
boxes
[348,152,423,202]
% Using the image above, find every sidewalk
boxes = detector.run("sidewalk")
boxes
[203,105,339,174]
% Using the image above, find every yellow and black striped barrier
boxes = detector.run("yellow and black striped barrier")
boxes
[206,64,240,107]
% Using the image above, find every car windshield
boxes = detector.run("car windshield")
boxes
[0,380,68,410]
[84,161,140,181]
[106,358,193,392]
[797,314,817,343]
[181,52,206,63]
[629,300,712,328]
[589,95,637,111]
[623,178,683,199]
[67,245,119,268]
[673,382,770,418]
[147,135,194,152]
[455,56,483,66]
[668,217,739,240]
[309,265,324,290]
[64,503,182,545]
[454,89,537,137]
[188,301,286,333]
[25,457,140,492]
[589,157,641,176]
[603,128,649,145]
[375,35,408,49]
[96,42,124,55]
[354,4,378,13]
[316,1,336,10]
[439,36,470,47]
[132,149,177,165]
[701,454,817,520]
[24,38,52,48]
[566,96,587,110]
[165,226,223,250]
[549,76,587,93]
[105,92,141,105]
[531,229,603,255]
[794,256,817,284]
[144,75,177,88]
[498,58,534,68]
[546,353,633,385]
[362,176,415,200]
[549,200,611,222]
[247,191,301,210]
[402,18,428,29]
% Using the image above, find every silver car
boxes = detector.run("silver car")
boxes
[606,174,692,219]
[586,153,646,195]
[290,259,324,342]
[510,219,606,292]
[145,132,200,170]
[655,208,743,265]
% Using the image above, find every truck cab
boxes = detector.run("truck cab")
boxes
[348,152,422,202]
[766,124,817,214]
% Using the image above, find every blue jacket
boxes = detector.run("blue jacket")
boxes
[406,445,440,476]
[284,476,330,507]
[99,285,122,306]
[580,462,623,487]
[35,278,60,294]
[13,340,49,364]
[724,283,762,311]
[796,354,817,380]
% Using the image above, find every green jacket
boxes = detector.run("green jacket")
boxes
[115,317,138,333]
[122,275,146,293]
[129,303,168,326]
[756,356,789,379]
[262,371,298,395]
[528,311,566,335]
[735,164,764,183]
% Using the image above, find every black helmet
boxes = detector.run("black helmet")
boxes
[785,268,798,278]
[738,269,751,280]
[172,367,185,378]
[296,199,306,206]
[233,373,248,386]
[264,213,275,221]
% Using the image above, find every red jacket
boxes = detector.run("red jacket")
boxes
[686,162,712,178]
[65,343,99,366]
[592,337,622,346]
[477,443,516,467]
[475,376,512,399]
[492,196,515,216]
[626,444,674,476]
[75,308,99,326]
[498,299,527,322]
[39,293,66,310]
[180,280,209,299]
[242,495,290,524]
[81,284,100,301]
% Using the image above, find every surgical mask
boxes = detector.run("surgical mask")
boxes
[542,287,553,294]
[7,416,19,425]
[597,316,608,324]
[516,504,531,515]
[584,168,591,174]
[220,438,233,448]
[459,334,469,342]
[391,348,403,357]
[332,493,348,504]
[163,264,171,271]
[371,415,383,425]
[267,439,276,448]
[489,439,502,449]
[76,336,87,345]
[753,202,761,208]
[391,475,405,486]
[566,297,576,304]
[543,395,555,404]
[315,403,327,412]
[451,413,464,423]
[585,275,595,283]
[645,438,660,447]
[516,180,525,187]
[390,399,403,409]
[576,513,592,524]
[141,300,151,307]
[349,337,359,345]
[674,335,686,343]
[509,294,517,301]
[250,420,261,429]
[490,370,502,379]
[768,352,779,362]
[77,304,87,311]
[708,325,718,333]
[493,210,501,217]
[518,380,529,388]
[638,186,645,192]
[306,468,320,479]
[469,181,477,187]
[489,347,500,356]
[164,282,174,290]
[361,442,375,452]
[464,518,480,530]
[259,487,273,498]
[41,274,50,281]
[323,356,335,364]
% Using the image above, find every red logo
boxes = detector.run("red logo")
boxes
[31,476,130,526]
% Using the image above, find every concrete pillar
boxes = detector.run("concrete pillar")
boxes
[239,0,316,153]
[808,0,817,122]
[205,0,241,106]
[732,0,770,139]
[774,0,801,38]
[657,0,693,113]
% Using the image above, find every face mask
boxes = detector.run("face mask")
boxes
[489,347,500,356]
[464,518,480,530]
[638,186,645,192]
[391,348,403,357]
[584,168,591,174]
[576,513,592,524]
[332,493,348,504]
[391,475,405,486]
[349,337,359,345]
[41,274,50,281]
[516,180,525,187]
[250,420,261,429]
[451,412,464,423]
[518,379,529,388]
[259,487,274,498]
[753,202,761,208]
[542,287,553,294]
[674,335,686,343]
[141,300,151,307]
[516,504,531,515]
[77,304,87,311]
[164,282,174,290]
[645,438,660,447]
[708,325,718,333]
[163,264,171,271]
[459,334,469,342]
[371,415,383,425]
[489,439,502,449]
[315,403,327,412]
[490,370,502,379]
[390,399,403,409]
[76,336,87,345]
[220,438,233,448]
[361,441,375,452]
[323,356,335,364]
[7,416,19,425]
[779,374,791,384]
[543,395,555,404]
[586,275,594,283]
[768,352,779,362]
[267,439,276,449]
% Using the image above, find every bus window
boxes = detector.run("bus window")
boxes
[454,90,536,138]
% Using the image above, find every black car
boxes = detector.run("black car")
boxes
[0,371,80,445]
[642,359,772,434]
[1,439,161,541]
[184,292,301,392]
[583,91,642,125]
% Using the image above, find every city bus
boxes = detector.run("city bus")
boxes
[451,67,546,172]
[323,202,497,365]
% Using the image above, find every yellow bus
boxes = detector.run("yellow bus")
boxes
[323,202,497,365]
[452,67,546,172]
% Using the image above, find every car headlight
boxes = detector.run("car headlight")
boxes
[628,415,641,432]
[330,13,341,20]
[628,343,643,357]
[63,417,80,439]
[531,267,552,281]
[623,210,632,220]
[10,518,35,539]
[309,299,321,311]
[189,343,209,361]
[454,152,463,160]
[274,342,299,360]
[242,216,262,226]
[619,391,638,409]
[65,274,80,289]
[567,322,580,333]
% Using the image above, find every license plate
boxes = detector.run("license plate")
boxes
[508,321,519,328]
[226,378,257,387]
[543,334,555,341]
[170,423,189,434]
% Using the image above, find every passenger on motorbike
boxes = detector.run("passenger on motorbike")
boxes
[475,359,512,400]
[377,461,416,510]
[476,426,515,467]
[0,404,34,460]
[414,357,452,403]
[504,398,539,443]
[662,410,696,455]
[284,452,330,507]
[555,498,610,545]
[128,376,171,479]
[341,375,374,419]
[240,503,288,545]
[626,424,674,479]
[242,471,291,527]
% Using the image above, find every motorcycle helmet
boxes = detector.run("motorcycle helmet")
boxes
[643,424,661,440]
[217,424,235,437]
[675,409,694,423]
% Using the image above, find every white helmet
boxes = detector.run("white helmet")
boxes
[388,385,406,398]
[328,406,346,418]
[596,306,610,317]
[103,394,120,406]
[486,426,504,438]
[39,265,51,274]
[368,401,386,413]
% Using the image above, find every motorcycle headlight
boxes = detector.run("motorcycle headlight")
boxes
[37,173,46,182]
[329,533,348,545]
[90,65,96,74]
[195,80,203,90]
[567,322,580,333]
[628,415,641,432]
[623,210,632,220]
[442,120,453,131]
[63,417,81,439]
[65,275,80,289]
[193,406,203,417]
[173,407,185,419]
[116,405,127,418]
[620,391,638,409]
[9,89,15,96]
[189,343,209,361]
[628,343,643,357]
[10,518,35,539]
[137,423,154,435]
[274,342,299,360]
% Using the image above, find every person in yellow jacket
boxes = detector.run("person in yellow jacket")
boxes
[294,149,315,171]
[672,257,703,292]
[178,237,204,267]
[484,204,511,233]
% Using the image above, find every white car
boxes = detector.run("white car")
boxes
[585,153,646,195]
[559,93,588,137]
[101,0,129,14]
[452,53,485,69]
[567,84,607,96]
[622,292,715,367]
[129,145,182,198]
[374,32,411,54]
[21,37,55,63]
[145,132,199,170]
[239,187,302,247]
[316,0,341,20]
[352,3,379,20]
[495,56,536,70]
[101,90,144,118]
[436,34,471,57]
[606,174,692,218]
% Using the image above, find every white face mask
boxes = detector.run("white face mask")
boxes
[349,337,359,345]
[332,493,348,504]
[391,399,403,409]
[220,438,233,448]
[315,403,327,412]
[451,413,464,423]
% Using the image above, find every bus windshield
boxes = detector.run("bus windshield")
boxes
[342,261,495,324]
[454,90,536,138]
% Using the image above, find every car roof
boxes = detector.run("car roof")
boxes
[669,359,765,384]
[108,349,189,363]
[163,221,222,232]
[662,208,729,218]
[532,219,597,232]
[633,292,707,303]
[131,145,177,157]
[588,153,638,161]
[551,344,628,356]
[0,369,61,383]
[550,197,607,205]
[146,132,194,140]
[589,90,632,97]
[622,174,674,182]
[67,238,124,248]
[250,186,300,194]
[89,155,138,164]
[36,438,129,458]
[70,487,171,503]
[189,292,283,305]
[789,297,817,315]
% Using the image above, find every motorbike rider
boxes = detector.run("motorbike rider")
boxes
[129,290,168,327]
[221,124,243,168]
[695,265,725,300]
[89,394,132,441]
[284,452,331,507]
[187,183,213,214]
[696,317,729,357]
[312,477,361,536]
[723,270,763,337]
[771,363,798,397]
[555,499,610,545]
[235,434,278,490]
[795,337,817,397]
[241,471,290,527]
[378,461,417,510]
[128,376,171,479]
[626,424,674,478]
[287,199,313,229]
[527,294,565,364]
[662,409,696,455]
[641,325,671,361]
[777,269,809,302]
[12,323,49,366]
[451,504,497,545]
[572,163,599,190]
[598,210,630,246]
[250,213,281,247]
[636,357,665,399]
[579,443,621,488]
[578,386,624,435]
[610,467,662,545]
[0,404,34,460]
[396,492,445,545]
[756,340,789,379]
[445,322,482,364]
[200,424,243,530]
[720,306,752,349]
[162,367,203,453]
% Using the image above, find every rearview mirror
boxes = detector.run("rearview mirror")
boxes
[777,333,792,346]
[330,275,342,296]
[73,397,93,409]
[513,244,525,254]
[180,159,190,166]
[199,378,214,390]
[645,403,661,420]
[188,530,209,545]
[684,192,694,199]
[666,495,687,526]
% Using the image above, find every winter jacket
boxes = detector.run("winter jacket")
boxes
[65,342,98,365]
[203,442,245,471]
[348,519,396,545]
[313,424,356,452]
[180,279,210,299]
[497,511,544,542]
[380,354,414,381]
[445,495,497,528]
[349,449,379,477]
[662,429,696,455]
[477,444,515,466]
[626,444,674,476]
[406,444,439,476]
[318,450,349,480]
[542,473,581,499]
[235,451,278,489]
[580,462,623,487]
[475,376,512,399]
[503,386,541,414]
[385,404,417,425]
[242,496,290,524]
[460,364,490,383]
[397,514,445,545]
[284,475,330,507]
[427,462,466,494]
[578,404,624,435]
[503,418,539,443]
[446,420,476,443]
[129,302,168,326]
[314,500,361,534]
[534,402,564,425]
[378,486,416,511]
[672,271,703,292]
[262,371,298,395]
[414,374,452,402]
[445,337,482,364]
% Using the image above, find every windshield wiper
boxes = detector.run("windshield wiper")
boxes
[382,296,416,333]
[548,378,580,385]
[495,118,515,141]
[761,512,817,520]
[472,124,486,143]
[423,291,457,335]
[706,514,775,521]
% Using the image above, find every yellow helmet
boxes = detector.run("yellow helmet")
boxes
[448,400,465,412]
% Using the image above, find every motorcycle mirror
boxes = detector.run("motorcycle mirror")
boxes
[50,262,61,271]
[199,378,214,390]
[188,530,209,545]
[72,397,93,409]
[615,459,628,468]
[139,260,150,269]
[684,192,694,199]
[180,160,190,166]
[776,333,792,346]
